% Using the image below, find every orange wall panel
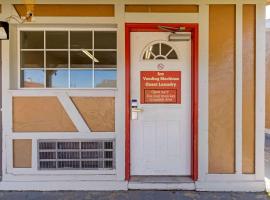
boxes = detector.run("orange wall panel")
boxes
[13,97,77,132]
[13,139,32,168]
[125,5,199,13]
[209,5,236,174]
[14,4,114,17]
[242,4,256,174]
[71,97,115,132]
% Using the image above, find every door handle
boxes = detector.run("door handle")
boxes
[132,108,144,112]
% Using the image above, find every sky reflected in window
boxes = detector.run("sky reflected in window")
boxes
[94,69,116,88]
[46,70,68,88]
[70,70,93,88]
[21,69,44,88]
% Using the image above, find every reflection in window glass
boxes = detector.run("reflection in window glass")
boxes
[94,51,116,68]
[46,70,68,88]
[151,43,160,55]
[20,30,117,89]
[21,51,44,68]
[21,69,44,88]
[46,31,68,49]
[142,42,178,60]
[161,43,172,55]
[70,51,93,68]
[167,50,178,59]
[94,31,116,49]
[20,31,44,49]
[70,31,92,49]
[70,70,93,88]
[46,51,68,68]
[143,52,154,60]
[94,69,116,88]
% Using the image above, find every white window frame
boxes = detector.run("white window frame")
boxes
[17,27,117,90]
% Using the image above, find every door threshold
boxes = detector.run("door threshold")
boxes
[128,176,195,190]
[130,176,193,183]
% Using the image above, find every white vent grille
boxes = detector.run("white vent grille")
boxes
[38,140,115,170]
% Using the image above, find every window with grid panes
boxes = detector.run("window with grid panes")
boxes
[20,30,117,88]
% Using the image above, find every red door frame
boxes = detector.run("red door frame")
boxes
[125,23,199,181]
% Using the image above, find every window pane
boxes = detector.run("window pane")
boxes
[151,43,160,56]
[94,31,116,49]
[46,31,68,49]
[161,43,172,55]
[70,31,92,49]
[94,51,116,68]
[94,69,116,88]
[46,70,68,88]
[143,51,154,60]
[21,69,44,88]
[21,51,44,68]
[46,51,68,68]
[70,51,93,68]
[20,31,44,49]
[167,50,178,59]
[70,70,93,88]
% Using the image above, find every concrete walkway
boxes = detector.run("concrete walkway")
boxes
[0,191,268,200]
[0,135,269,199]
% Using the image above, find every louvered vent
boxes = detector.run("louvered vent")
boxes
[38,140,115,170]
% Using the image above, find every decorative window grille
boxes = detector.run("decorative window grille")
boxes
[38,140,115,170]
[142,42,178,60]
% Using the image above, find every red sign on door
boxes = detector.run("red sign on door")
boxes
[140,71,181,104]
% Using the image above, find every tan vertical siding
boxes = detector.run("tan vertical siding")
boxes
[209,5,236,173]
[242,4,256,174]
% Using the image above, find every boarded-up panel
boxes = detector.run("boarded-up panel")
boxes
[125,5,199,13]
[13,4,114,17]
[13,139,32,168]
[266,31,270,129]
[242,4,256,174]
[71,97,115,132]
[13,97,77,132]
[209,5,236,173]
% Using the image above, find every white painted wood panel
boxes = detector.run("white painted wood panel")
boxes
[130,32,191,175]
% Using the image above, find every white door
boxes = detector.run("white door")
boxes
[130,32,191,176]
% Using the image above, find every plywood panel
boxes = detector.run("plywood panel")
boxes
[13,4,114,17]
[125,5,199,13]
[13,139,32,168]
[13,97,77,132]
[71,97,115,132]
[242,4,256,174]
[266,31,270,129]
[209,5,236,174]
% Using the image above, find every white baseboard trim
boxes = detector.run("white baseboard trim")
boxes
[0,180,265,191]
[265,128,270,134]
[0,180,128,191]
[196,181,265,192]
[128,182,195,190]
[265,178,270,193]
